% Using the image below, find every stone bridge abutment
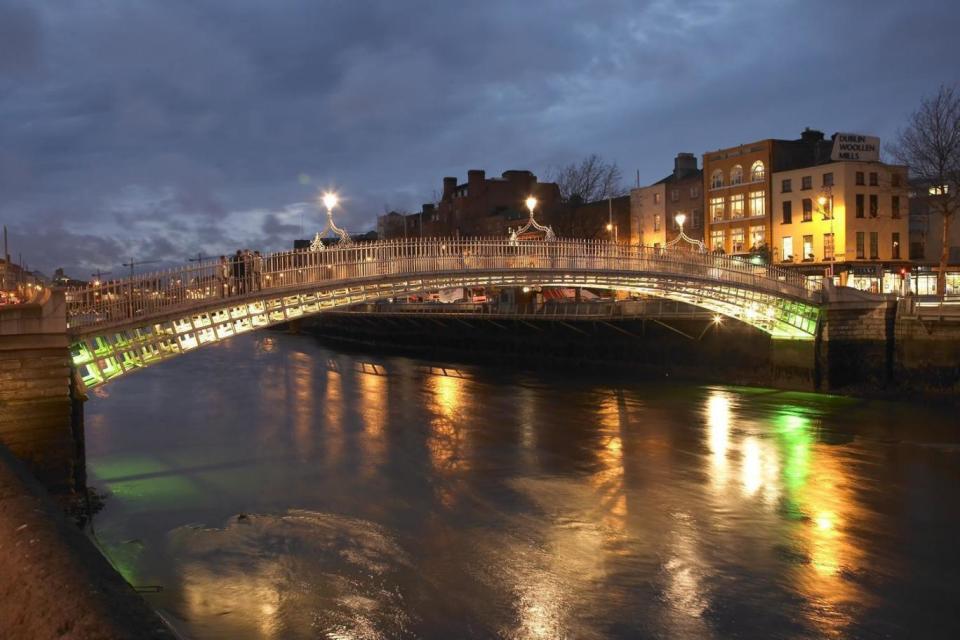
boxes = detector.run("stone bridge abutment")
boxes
[0,289,84,491]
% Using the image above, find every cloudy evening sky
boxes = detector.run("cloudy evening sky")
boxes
[1,0,959,275]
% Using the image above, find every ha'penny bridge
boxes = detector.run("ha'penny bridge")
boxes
[5,225,913,491]
[62,237,823,389]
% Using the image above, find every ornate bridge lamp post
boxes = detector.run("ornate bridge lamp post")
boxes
[509,196,556,245]
[665,212,705,252]
[310,191,353,251]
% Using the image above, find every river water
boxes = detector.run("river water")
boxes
[83,332,960,639]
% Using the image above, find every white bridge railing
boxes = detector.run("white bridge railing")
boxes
[65,237,821,331]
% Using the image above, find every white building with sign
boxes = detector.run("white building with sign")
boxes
[771,147,911,293]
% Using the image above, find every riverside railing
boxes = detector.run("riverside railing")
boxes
[64,238,822,331]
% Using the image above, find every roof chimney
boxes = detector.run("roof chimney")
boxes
[674,153,698,179]
[801,127,825,143]
[442,177,457,199]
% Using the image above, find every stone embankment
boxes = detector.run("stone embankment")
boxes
[0,444,175,639]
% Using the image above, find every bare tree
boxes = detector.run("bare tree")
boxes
[889,85,960,296]
[548,154,626,204]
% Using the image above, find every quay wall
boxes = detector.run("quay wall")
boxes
[303,298,959,399]
[0,443,174,639]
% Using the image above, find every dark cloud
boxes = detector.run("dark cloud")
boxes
[1,0,959,276]
[0,2,40,74]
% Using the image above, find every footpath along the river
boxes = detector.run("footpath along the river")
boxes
[0,444,174,640]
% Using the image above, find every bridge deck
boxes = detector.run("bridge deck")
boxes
[64,238,823,388]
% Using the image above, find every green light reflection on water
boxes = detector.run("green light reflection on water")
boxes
[91,455,204,511]
[773,406,815,520]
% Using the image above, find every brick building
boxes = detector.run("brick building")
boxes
[631,153,703,247]
[421,169,562,237]
[552,195,631,241]
[703,128,833,256]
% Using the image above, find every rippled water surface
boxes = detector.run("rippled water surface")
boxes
[84,333,960,639]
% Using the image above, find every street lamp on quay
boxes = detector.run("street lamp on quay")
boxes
[818,190,835,278]
[605,197,618,243]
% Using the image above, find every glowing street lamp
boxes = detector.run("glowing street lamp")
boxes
[509,195,555,242]
[322,192,339,212]
[675,213,687,235]
[311,190,351,249]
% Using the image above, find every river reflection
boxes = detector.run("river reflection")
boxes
[84,334,960,639]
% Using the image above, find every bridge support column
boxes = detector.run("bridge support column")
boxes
[817,293,898,392]
[0,290,83,493]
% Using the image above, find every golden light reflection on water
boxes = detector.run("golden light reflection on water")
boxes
[324,368,344,464]
[662,512,710,638]
[427,373,467,471]
[357,369,387,476]
[180,559,282,639]
[705,390,732,491]
[426,372,470,507]
[289,351,314,459]
[790,443,868,634]
[593,391,628,529]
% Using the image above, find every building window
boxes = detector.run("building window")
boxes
[929,184,950,195]
[711,229,725,251]
[731,165,744,185]
[802,198,813,222]
[750,161,766,182]
[801,176,812,190]
[749,190,765,217]
[690,185,700,198]
[822,172,834,187]
[730,193,745,218]
[691,209,702,228]
[892,232,901,259]
[671,189,679,202]
[870,231,879,259]
[856,171,865,185]
[856,232,865,259]
[824,233,835,260]
[782,201,793,224]
[802,235,814,261]
[654,214,661,231]
[710,196,724,221]
[891,172,901,187]
[892,195,901,219]
[711,170,723,189]
[653,193,661,204]
[782,236,794,261]
[731,228,745,253]
[749,225,765,250]
[856,194,865,218]
[869,194,878,217]
[782,179,792,193]
[869,172,878,186]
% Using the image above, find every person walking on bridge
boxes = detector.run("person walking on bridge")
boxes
[253,251,264,291]
[233,250,245,295]
[219,256,230,297]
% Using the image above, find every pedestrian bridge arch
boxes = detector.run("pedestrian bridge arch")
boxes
[66,238,822,389]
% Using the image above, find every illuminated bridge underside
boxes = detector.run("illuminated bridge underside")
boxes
[71,270,819,389]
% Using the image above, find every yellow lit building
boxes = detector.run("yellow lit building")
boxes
[772,161,910,291]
